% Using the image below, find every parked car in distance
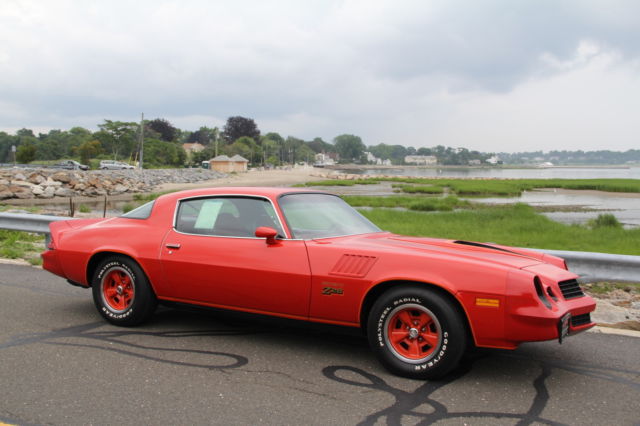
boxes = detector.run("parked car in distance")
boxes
[41,187,596,379]
[99,160,135,170]
[52,160,89,171]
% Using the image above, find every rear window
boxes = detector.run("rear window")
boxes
[121,201,155,219]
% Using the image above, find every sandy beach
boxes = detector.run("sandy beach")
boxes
[156,166,325,192]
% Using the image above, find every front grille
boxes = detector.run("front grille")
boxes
[570,313,591,327]
[558,279,585,300]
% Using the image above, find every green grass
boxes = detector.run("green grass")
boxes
[78,204,91,213]
[302,177,640,196]
[588,213,622,229]
[0,204,42,214]
[296,179,380,187]
[359,203,640,255]
[0,230,45,260]
[133,191,174,202]
[391,184,444,194]
[583,282,639,295]
[344,195,470,212]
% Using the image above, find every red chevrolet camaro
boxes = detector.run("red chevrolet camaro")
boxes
[42,187,596,379]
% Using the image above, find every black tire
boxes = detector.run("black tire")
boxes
[367,285,467,379]
[91,256,157,326]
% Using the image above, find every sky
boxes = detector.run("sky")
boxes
[1,0,639,153]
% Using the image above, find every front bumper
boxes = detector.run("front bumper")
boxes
[505,266,597,344]
[506,294,596,343]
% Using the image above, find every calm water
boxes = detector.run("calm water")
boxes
[473,190,640,229]
[338,167,640,180]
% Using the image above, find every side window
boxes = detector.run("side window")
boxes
[175,197,284,238]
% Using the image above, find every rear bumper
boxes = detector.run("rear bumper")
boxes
[41,249,66,279]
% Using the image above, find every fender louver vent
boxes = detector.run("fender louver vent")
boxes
[558,279,584,300]
[330,254,378,278]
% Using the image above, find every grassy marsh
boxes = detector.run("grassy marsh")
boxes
[358,203,640,255]
[301,177,640,196]
[344,195,469,211]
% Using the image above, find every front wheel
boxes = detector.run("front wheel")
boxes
[367,286,468,379]
[91,256,157,326]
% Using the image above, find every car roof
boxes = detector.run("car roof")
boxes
[157,186,329,203]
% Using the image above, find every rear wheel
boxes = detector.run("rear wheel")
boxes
[367,285,467,379]
[91,256,157,326]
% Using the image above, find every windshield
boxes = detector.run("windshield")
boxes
[279,193,381,239]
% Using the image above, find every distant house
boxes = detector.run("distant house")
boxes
[314,153,336,166]
[209,154,249,172]
[365,152,378,163]
[486,155,501,165]
[182,143,206,155]
[404,155,437,165]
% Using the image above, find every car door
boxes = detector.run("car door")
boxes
[159,195,312,318]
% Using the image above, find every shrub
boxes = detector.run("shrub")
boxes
[588,214,622,229]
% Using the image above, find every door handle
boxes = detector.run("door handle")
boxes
[165,243,181,249]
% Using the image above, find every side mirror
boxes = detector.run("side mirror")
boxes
[255,226,278,245]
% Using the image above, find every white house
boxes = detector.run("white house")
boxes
[404,155,437,165]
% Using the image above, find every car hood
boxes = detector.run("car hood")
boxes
[321,233,546,269]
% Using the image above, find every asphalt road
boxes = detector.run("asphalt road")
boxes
[1,263,639,426]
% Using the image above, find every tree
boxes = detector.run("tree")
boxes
[16,140,36,163]
[334,134,366,163]
[35,130,67,160]
[284,136,305,164]
[222,116,260,144]
[74,140,103,165]
[0,131,19,163]
[307,137,334,154]
[296,144,316,164]
[225,136,261,164]
[191,146,216,165]
[147,118,178,142]
[16,128,35,138]
[187,126,218,145]
[143,139,186,167]
[224,141,253,163]
[263,132,285,163]
[96,120,137,159]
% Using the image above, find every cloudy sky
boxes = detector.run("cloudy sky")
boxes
[1,0,639,152]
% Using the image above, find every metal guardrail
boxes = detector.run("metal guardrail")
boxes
[536,249,640,283]
[0,212,77,245]
[0,212,638,282]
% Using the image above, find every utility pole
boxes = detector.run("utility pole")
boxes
[138,112,144,169]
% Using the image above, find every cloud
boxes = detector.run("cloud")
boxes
[1,0,639,151]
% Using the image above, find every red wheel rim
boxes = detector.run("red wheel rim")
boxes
[101,267,135,312]
[384,304,442,363]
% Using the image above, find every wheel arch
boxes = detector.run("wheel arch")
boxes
[86,251,155,295]
[359,280,475,343]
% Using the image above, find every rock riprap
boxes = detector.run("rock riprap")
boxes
[0,168,226,200]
